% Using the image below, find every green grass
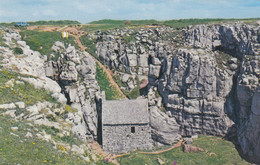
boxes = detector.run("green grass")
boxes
[89,18,260,29]
[113,75,141,99]
[19,30,77,60]
[96,64,124,100]
[118,136,248,165]
[112,75,128,88]
[215,50,234,69]
[0,70,57,105]
[123,86,140,99]
[28,20,81,26]
[0,29,7,47]
[0,20,81,27]
[122,33,136,47]
[82,24,126,33]
[0,114,87,165]
[13,47,23,54]
[80,35,99,59]
[39,125,82,146]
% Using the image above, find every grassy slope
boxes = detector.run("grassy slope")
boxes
[96,63,124,100]
[0,70,87,164]
[0,29,6,47]
[19,30,78,60]
[80,35,99,59]
[0,69,114,164]
[118,136,249,165]
[0,70,56,105]
[0,114,87,165]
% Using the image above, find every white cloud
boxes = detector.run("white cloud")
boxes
[0,0,260,23]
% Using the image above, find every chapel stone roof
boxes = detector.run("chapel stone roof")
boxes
[102,98,149,125]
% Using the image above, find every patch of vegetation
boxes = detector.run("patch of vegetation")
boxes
[96,63,124,100]
[80,35,99,59]
[122,33,136,45]
[13,47,23,54]
[39,125,81,146]
[118,136,249,165]
[46,114,57,122]
[19,30,77,60]
[0,30,7,47]
[0,70,57,105]
[90,18,260,29]
[0,20,81,27]
[28,20,81,26]
[0,114,87,165]
[123,86,140,99]
[59,135,81,146]
[96,160,115,165]
[82,24,126,33]
[215,50,233,69]
[65,104,78,113]
[40,125,59,136]
[112,74,128,88]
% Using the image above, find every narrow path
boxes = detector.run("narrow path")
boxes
[56,25,68,32]
[71,32,126,98]
[113,140,183,159]
[90,141,120,165]
[138,140,183,155]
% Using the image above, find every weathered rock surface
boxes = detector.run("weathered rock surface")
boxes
[1,22,260,163]
[94,22,260,163]
[150,106,181,145]
[185,24,260,58]
[45,41,102,141]
[158,48,235,136]
[182,144,204,153]
[235,55,260,163]
[0,30,102,141]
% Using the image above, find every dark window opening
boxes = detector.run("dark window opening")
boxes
[131,127,135,133]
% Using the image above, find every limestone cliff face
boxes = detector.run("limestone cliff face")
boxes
[45,42,102,141]
[0,28,102,142]
[185,24,260,163]
[95,23,260,163]
[236,55,260,163]
[184,24,260,58]
[158,48,235,136]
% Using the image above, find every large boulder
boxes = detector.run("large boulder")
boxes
[150,106,181,145]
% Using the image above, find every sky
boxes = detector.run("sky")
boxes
[0,0,260,23]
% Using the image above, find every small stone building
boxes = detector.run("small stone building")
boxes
[101,98,152,153]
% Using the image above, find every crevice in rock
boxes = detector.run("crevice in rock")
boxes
[96,97,103,145]
[214,45,240,60]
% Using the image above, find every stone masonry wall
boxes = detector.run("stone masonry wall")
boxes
[102,124,152,153]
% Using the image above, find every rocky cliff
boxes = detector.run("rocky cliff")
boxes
[1,22,259,163]
[94,23,260,163]
[0,28,102,162]
[45,41,103,141]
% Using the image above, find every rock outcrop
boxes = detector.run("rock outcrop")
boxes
[94,22,260,163]
[150,106,181,145]
[1,22,260,163]
[44,41,103,141]
[235,55,260,163]
[0,30,102,141]
[158,48,235,136]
